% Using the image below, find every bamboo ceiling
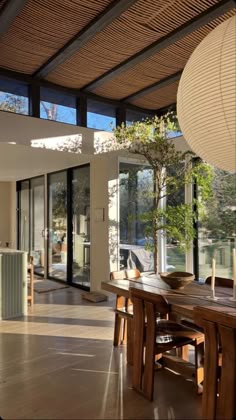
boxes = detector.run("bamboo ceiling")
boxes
[0,0,235,111]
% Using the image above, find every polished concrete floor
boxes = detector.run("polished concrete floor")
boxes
[0,286,202,419]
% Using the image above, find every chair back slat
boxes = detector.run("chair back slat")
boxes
[130,287,169,317]
[125,269,141,279]
[110,270,126,280]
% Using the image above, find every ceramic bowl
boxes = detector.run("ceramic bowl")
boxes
[159,271,195,289]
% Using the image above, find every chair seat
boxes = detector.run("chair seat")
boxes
[155,319,203,348]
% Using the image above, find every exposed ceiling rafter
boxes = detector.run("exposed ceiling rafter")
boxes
[84,0,235,92]
[123,71,182,103]
[33,0,138,79]
[0,66,156,115]
[0,0,29,37]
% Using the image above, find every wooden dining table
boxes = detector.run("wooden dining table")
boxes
[102,275,236,419]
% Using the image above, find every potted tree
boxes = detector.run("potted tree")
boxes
[113,112,213,275]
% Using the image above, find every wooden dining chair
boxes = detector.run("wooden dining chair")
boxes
[194,306,236,420]
[110,270,130,346]
[125,268,141,280]
[110,269,141,350]
[130,287,204,401]
[205,276,233,288]
[27,256,34,306]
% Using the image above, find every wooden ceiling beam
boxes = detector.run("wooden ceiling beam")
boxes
[84,0,235,92]
[123,71,182,103]
[0,66,155,115]
[33,0,138,79]
[0,0,29,36]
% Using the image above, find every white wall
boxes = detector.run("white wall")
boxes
[90,154,120,291]
[0,111,96,154]
[0,110,193,290]
[0,182,16,248]
[0,143,91,181]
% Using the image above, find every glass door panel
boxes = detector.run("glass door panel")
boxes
[119,162,153,271]
[30,177,45,275]
[72,166,90,288]
[166,164,186,272]
[19,180,30,253]
[48,171,67,281]
[198,168,236,281]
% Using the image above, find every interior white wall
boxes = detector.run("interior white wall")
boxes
[0,182,16,248]
[0,111,96,154]
[0,109,193,288]
[0,143,91,181]
[90,154,120,291]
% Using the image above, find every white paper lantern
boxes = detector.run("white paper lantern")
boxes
[177,16,236,173]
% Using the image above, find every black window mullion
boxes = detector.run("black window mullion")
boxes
[16,181,21,250]
[116,106,126,127]
[29,82,40,118]
[77,94,87,127]
[67,169,73,285]
[193,160,199,281]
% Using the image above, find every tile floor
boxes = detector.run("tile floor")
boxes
[0,285,202,419]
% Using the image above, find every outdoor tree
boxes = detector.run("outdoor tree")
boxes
[0,92,28,114]
[113,113,213,274]
[200,168,236,239]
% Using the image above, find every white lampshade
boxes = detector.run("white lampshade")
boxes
[177,16,236,173]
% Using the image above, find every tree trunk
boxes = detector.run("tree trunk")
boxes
[153,169,159,274]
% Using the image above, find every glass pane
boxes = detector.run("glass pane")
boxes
[126,110,151,126]
[72,166,90,288]
[0,92,29,115]
[0,77,29,115]
[87,99,116,131]
[119,162,154,272]
[166,165,186,272]
[198,168,236,281]
[48,172,67,281]
[40,87,76,124]
[30,177,45,276]
[19,181,30,252]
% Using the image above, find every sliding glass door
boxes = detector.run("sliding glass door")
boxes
[18,180,30,253]
[30,177,45,275]
[48,171,67,281]
[198,168,236,281]
[72,166,90,288]
[17,165,91,288]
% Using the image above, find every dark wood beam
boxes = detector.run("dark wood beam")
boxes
[123,71,182,103]
[0,0,28,36]
[84,0,235,92]
[0,66,156,116]
[34,0,138,79]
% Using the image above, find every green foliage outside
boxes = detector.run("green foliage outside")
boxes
[200,168,236,239]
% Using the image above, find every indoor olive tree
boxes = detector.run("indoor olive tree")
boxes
[113,113,213,274]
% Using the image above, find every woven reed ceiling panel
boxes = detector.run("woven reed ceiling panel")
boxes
[92,10,235,103]
[0,0,112,74]
[130,80,179,109]
[46,0,219,89]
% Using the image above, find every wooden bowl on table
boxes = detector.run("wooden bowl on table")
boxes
[159,271,195,289]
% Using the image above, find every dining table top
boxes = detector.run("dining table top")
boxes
[101,274,236,319]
